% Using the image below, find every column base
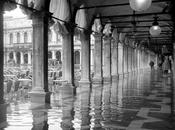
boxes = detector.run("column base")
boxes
[0,103,8,129]
[79,79,91,85]
[118,74,124,79]
[103,77,112,82]
[112,75,119,79]
[92,77,103,84]
[124,73,129,78]
[29,90,51,109]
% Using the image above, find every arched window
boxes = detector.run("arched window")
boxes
[9,52,13,59]
[74,51,80,64]
[9,33,13,44]
[48,51,52,59]
[17,32,20,43]
[24,32,28,43]
[56,51,61,62]
[24,53,28,64]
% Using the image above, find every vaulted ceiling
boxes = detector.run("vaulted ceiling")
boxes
[70,0,174,53]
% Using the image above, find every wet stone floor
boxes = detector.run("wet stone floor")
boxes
[0,70,175,130]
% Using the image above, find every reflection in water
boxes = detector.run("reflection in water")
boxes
[79,84,91,130]
[1,70,173,130]
[101,83,111,128]
[91,84,103,130]
[61,85,74,130]
[31,107,48,130]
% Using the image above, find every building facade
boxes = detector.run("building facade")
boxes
[3,16,91,68]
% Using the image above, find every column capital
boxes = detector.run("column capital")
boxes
[93,33,103,38]
[103,35,112,40]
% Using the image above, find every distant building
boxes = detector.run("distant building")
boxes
[3,16,93,68]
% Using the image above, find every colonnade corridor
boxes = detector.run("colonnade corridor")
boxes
[0,69,174,130]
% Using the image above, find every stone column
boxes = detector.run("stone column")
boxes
[128,46,132,73]
[0,1,7,128]
[62,30,74,86]
[91,48,94,72]
[29,12,51,106]
[118,42,123,78]
[123,44,128,76]
[79,32,91,84]
[0,1,4,105]
[111,39,118,79]
[13,51,17,64]
[52,50,56,60]
[20,52,24,65]
[28,51,32,65]
[93,33,103,83]
[103,36,111,82]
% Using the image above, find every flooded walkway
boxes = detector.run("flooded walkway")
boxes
[1,70,174,130]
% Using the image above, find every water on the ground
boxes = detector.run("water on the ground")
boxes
[0,70,174,130]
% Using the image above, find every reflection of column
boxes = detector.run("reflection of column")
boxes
[32,108,48,130]
[102,84,111,121]
[61,86,74,130]
[0,2,7,128]
[110,81,118,121]
[103,36,111,81]
[91,84,103,129]
[29,12,50,105]
[52,50,56,60]
[28,51,31,65]
[20,52,24,64]
[80,32,90,83]
[93,33,102,82]
[80,85,91,130]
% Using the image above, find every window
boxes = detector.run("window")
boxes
[24,32,28,43]
[17,32,20,43]
[9,33,13,44]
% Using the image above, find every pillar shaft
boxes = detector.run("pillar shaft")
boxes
[80,32,90,83]
[0,1,4,104]
[128,47,132,73]
[30,12,50,104]
[20,52,24,64]
[118,43,123,76]
[52,50,56,60]
[62,33,74,85]
[103,36,111,81]
[13,52,17,64]
[123,45,128,75]
[111,40,118,78]
[93,34,103,82]
[28,51,31,65]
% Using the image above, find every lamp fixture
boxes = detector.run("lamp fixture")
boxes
[149,16,161,37]
[129,0,152,12]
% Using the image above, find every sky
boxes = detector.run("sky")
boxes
[4,6,26,18]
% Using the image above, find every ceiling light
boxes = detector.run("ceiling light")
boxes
[129,0,152,12]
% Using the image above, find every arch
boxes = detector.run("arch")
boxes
[74,50,80,64]
[9,52,13,59]
[9,33,13,44]
[16,52,21,65]
[48,51,52,59]
[17,32,20,43]
[24,53,28,64]
[56,51,61,62]
[24,32,28,43]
